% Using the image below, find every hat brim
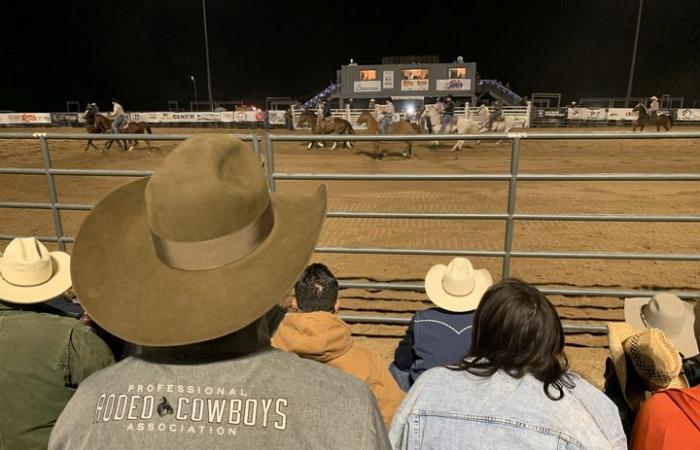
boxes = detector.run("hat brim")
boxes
[625,297,699,357]
[0,252,71,304]
[607,321,689,411]
[424,266,492,312]
[71,178,326,346]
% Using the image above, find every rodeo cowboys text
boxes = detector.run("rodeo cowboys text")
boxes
[92,383,288,436]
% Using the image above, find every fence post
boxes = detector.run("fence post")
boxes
[525,101,532,128]
[290,105,297,130]
[464,102,470,119]
[501,137,521,278]
[39,136,66,251]
[345,104,351,121]
[264,134,276,192]
[252,135,261,159]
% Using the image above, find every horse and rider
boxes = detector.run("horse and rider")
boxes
[84,100,152,151]
[632,95,672,132]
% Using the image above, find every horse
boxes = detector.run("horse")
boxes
[84,106,113,150]
[297,110,355,150]
[420,105,445,147]
[632,103,672,131]
[356,111,420,159]
[478,104,518,133]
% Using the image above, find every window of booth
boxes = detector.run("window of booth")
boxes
[359,70,377,81]
[449,67,467,78]
[401,68,429,80]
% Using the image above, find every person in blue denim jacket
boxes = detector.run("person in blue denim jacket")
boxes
[390,258,493,391]
[390,279,627,449]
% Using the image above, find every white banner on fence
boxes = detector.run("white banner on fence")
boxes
[401,79,429,91]
[435,79,472,91]
[267,110,286,125]
[677,109,700,121]
[567,108,607,121]
[382,71,394,89]
[0,113,52,124]
[606,108,638,121]
[354,80,381,92]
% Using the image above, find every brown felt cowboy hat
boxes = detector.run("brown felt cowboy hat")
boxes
[71,135,326,346]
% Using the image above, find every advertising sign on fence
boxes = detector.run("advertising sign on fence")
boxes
[606,108,638,121]
[401,79,429,91]
[567,108,607,121]
[382,71,394,89]
[436,79,472,91]
[353,81,381,93]
[267,110,286,125]
[0,113,52,124]
[677,109,700,121]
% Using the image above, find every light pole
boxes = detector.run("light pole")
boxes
[190,75,198,111]
[625,0,644,107]
[202,0,214,111]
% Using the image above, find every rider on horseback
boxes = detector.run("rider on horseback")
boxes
[440,95,455,133]
[489,100,503,129]
[648,96,659,120]
[109,99,127,134]
[379,98,395,134]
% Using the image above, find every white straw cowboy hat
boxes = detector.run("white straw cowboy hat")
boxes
[607,322,688,411]
[650,96,658,100]
[0,237,71,304]
[625,293,698,357]
[424,258,492,312]
[71,135,326,346]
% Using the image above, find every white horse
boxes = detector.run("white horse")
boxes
[420,105,444,147]
[451,117,488,151]
[478,104,518,133]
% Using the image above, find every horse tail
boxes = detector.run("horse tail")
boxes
[346,122,355,135]
[145,124,152,134]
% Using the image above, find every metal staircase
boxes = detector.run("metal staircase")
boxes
[477,79,523,106]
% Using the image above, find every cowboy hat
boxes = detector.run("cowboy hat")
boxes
[71,135,326,346]
[625,293,698,357]
[424,258,492,312]
[608,322,688,411]
[0,237,71,304]
[650,96,658,100]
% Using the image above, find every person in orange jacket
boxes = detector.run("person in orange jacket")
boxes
[272,263,404,428]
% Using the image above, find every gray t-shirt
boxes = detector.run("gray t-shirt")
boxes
[49,348,390,449]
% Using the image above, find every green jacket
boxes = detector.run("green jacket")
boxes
[0,302,114,450]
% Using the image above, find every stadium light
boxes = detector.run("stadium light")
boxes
[625,0,644,107]
[190,75,198,111]
[202,0,214,111]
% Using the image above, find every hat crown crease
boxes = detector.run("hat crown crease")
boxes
[144,136,274,271]
[1,238,53,286]
[645,295,685,336]
[441,259,476,297]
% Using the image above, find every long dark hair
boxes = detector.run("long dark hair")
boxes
[456,278,574,400]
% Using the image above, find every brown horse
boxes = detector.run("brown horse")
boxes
[297,110,355,149]
[356,111,420,159]
[632,103,672,131]
[84,106,153,151]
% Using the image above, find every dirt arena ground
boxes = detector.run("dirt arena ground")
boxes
[1,126,699,388]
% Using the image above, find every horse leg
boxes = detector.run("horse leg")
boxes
[331,142,337,150]
[403,142,412,159]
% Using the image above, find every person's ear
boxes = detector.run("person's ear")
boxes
[334,299,340,313]
[291,297,298,311]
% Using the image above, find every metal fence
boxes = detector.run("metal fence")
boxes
[0,132,261,250]
[266,131,700,332]
[1,130,700,334]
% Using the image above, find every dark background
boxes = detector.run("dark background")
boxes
[1,0,698,111]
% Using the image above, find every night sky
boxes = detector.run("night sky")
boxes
[2,0,698,111]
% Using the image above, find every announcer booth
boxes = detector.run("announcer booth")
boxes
[334,56,477,111]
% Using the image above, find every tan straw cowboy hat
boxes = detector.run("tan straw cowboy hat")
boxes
[424,257,492,312]
[625,293,698,357]
[71,135,326,346]
[0,237,71,304]
[608,322,688,411]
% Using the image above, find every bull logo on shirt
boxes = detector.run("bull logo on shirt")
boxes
[157,397,174,417]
